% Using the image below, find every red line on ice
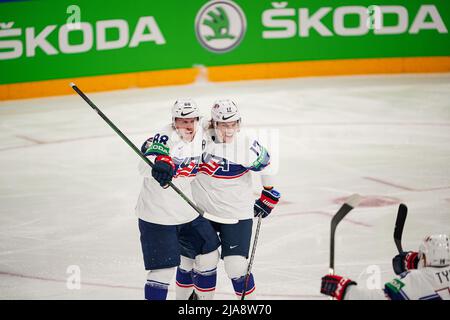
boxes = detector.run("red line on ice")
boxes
[364,177,450,192]
[15,135,46,144]
[272,211,372,227]
[3,120,450,152]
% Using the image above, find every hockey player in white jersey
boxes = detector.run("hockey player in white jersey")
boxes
[320,234,450,300]
[191,99,281,299]
[136,99,221,300]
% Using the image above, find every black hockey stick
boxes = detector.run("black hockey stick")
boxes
[241,214,263,300]
[394,203,408,253]
[329,194,362,275]
[70,83,238,224]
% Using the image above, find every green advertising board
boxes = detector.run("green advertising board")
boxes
[1,0,449,85]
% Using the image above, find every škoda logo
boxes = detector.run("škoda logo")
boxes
[195,0,246,53]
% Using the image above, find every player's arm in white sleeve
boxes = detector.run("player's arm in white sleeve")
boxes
[260,174,275,189]
[248,139,281,218]
[246,139,271,173]
[138,136,154,177]
[380,270,440,300]
[138,157,154,177]
[344,272,426,300]
[321,272,420,300]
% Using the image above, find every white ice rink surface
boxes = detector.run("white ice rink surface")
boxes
[0,73,449,300]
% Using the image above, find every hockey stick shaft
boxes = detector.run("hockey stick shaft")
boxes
[394,203,407,253]
[70,83,237,224]
[329,194,362,274]
[241,215,263,300]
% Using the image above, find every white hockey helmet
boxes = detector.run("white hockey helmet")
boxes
[418,234,450,267]
[211,99,241,124]
[172,98,200,120]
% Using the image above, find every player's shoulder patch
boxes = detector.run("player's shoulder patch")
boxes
[385,278,405,293]
[141,125,174,156]
[384,278,409,300]
[145,142,170,156]
[249,140,270,171]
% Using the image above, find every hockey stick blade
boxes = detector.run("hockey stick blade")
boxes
[70,83,238,225]
[394,203,407,253]
[329,193,362,274]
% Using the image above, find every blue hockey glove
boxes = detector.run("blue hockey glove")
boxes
[151,155,175,188]
[254,188,280,218]
[321,274,356,300]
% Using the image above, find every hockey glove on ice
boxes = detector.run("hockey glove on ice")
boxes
[151,155,175,188]
[254,187,281,218]
[392,251,419,275]
[320,274,356,300]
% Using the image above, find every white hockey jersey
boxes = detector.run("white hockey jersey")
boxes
[135,124,204,225]
[191,129,272,221]
[345,266,450,300]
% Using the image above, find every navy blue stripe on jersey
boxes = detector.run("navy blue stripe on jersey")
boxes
[198,161,249,179]
[419,293,442,300]
[212,164,249,179]
[384,285,410,300]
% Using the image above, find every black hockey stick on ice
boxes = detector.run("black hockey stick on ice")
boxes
[241,214,263,300]
[70,83,238,225]
[329,194,362,275]
[394,203,408,253]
